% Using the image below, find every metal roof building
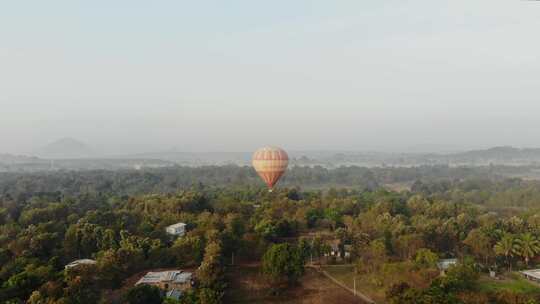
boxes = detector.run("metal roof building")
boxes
[65,259,97,269]
[136,270,192,285]
[166,223,187,237]
[521,269,540,282]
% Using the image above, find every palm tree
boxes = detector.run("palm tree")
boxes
[494,234,517,271]
[515,233,540,267]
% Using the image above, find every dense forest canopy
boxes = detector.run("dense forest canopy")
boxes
[3,165,540,303]
[0,164,524,199]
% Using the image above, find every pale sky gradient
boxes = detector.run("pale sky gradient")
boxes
[1,1,540,155]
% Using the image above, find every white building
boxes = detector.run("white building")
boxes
[437,259,458,275]
[437,259,458,270]
[166,223,187,237]
[521,269,540,283]
[65,259,97,269]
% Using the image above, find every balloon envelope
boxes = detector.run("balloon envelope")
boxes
[252,147,289,189]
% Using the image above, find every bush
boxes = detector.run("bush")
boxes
[123,285,163,304]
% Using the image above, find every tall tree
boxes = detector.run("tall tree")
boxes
[262,243,305,290]
[494,234,517,271]
[515,233,540,267]
[464,229,492,265]
[124,285,162,304]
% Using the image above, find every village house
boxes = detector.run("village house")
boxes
[344,245,353,258]
[323,240,352,260]
[521,269,540,283]
[437,258,458,276]
[64,259,97,270]
[326,239,340,257]
[136,270,193,299]
[166,222,187,237]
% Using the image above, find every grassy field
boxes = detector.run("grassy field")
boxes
[477,273,540,295]
[321,262,439,303]
[321,265,385,303]
[224,264,365,304]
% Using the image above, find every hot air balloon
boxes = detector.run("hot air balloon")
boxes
[252,147,289,191]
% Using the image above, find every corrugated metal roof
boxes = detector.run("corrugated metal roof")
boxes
[166,289,183,300]
[522,269,540,280]
[136,270,192,285]
[65,259,97,269]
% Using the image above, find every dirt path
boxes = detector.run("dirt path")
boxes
[225,264,366,304]
[307,265,376,304]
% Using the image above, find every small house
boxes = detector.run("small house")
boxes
[521,269,540,283]
[437,259,458,275]
[344,245,353,258]
[136,270,193,292]
[166,223,187,237]
[324,240,341,257]
[323,240,352,260]
[65,259,97,270]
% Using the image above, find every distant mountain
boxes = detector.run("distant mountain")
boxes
[451,146,540,164]
[116,147,540,167]
[308,146,540,167]
[5,144,540,171]
[36,138,95,159]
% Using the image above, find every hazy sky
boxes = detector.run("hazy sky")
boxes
[1,1,540,155]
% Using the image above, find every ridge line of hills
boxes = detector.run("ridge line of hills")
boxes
[3,146,540,172]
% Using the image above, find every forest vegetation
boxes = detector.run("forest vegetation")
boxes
[3,166,540,303]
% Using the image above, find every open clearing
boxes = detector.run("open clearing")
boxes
[321,265,385,303]
[477,273,540,295]
[225,264,366,304]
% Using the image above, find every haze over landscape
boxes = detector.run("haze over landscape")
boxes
[2,1,540,155]
[5,2,540,304]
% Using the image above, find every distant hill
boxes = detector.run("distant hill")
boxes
[310,146,540,167]
[459,146,540,159]
[36,138,95,159]
[118,146,540,167]
[4,145,540,172]
[118,151,252,166]
[0,154,42,164]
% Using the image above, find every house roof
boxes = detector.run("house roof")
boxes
[167,223,187,229]
[136,270,192,285]
[65,259,97,269]
[522,269,540,280]
[437,259,458,270]
[166,289,183,300]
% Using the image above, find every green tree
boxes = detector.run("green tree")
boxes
[262,243,305,289]
[124,285,162,304]
[441,258,479,291]
[494,234,517,271]
[297,238,312,262]
[463,229,492,265]
[414,248,438,269]
[63,265,101,304]
[254,219,278,240]
[196,241,224,287]
[515,233,540,267]
[173,235,204,266]
[198,288,222,304]
[386,282,422,304]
